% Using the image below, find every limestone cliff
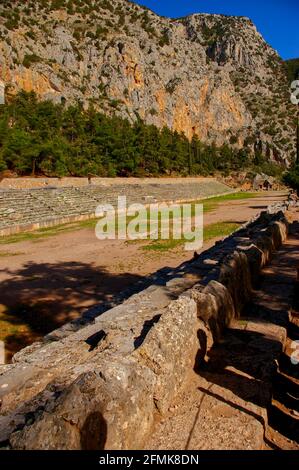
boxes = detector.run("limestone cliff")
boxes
[0,0,296,165]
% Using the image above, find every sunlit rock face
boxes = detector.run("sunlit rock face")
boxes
[0,1,296,164]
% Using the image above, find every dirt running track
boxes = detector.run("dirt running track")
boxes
[0,192,287,359]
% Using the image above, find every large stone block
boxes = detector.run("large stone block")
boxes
[134,297,199,415]
[239,243,264,287]
[219,250,252,314]
[183,280,236,355]
[10,359,155,450]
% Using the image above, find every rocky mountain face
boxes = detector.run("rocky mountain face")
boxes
[0,0,296,165]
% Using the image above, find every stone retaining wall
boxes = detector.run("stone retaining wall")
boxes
[0,177,218,190]
[0,202,291,449]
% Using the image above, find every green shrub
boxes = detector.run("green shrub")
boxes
[22,54,41,68]
[159,30,170,47]
[283,164,299,192]
[0,91,285,179]
[4,18,19,30]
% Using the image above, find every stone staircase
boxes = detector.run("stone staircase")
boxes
[0,180,232,236]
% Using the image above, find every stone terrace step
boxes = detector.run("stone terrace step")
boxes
[0,180,233,235]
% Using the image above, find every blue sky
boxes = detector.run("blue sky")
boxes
[131,0,298,60]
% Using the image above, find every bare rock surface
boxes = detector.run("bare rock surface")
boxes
[0,1,296,164]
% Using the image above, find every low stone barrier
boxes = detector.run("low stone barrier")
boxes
[0,203,290,449]
[0,177,218,190]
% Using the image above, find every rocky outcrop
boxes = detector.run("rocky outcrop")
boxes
[0,1,296,165]
[0,200,292,450]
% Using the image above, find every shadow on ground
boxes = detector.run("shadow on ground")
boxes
[0,260,145,360]
[191,220,299,447]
